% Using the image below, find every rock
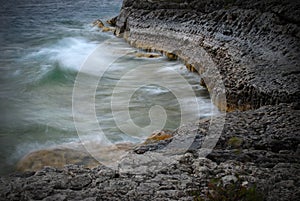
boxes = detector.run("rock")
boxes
[165,52,178,60]
[102,26,116,32]
[199,77,206,88]
[70,175,92,190]
[107,16,118,27]
[92,19,104,28]
[133,130,173,154]
[16,142,135,172]
[185,63,198,73]
[92,19,116,32]
[1,104,300,200]
[16,148,100,172]
[221,175,238,186]
[135,52,161,58]
[0,1,299,201]
[143,130,173,144]
[115,0,300,112]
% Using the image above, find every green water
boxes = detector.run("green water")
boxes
[0,0,217,175]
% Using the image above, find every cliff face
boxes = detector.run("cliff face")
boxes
[115,0,300,111]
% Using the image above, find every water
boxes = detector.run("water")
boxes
[0,0,217,175]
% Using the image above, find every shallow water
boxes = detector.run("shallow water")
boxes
[0,0,218,175]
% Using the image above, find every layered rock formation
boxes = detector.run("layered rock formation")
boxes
[115,0,300,111]
[0,0,299,200]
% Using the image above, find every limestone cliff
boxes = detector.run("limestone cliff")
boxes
[115,0,300,111]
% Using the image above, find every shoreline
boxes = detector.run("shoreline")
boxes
[114,0,300,112]
[0,0,299,200]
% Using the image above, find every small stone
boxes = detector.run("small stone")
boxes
[242,181,248,187]
[221,175,238,186]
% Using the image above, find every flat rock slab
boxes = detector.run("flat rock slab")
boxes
[16,142,134,172]
[16,148,101,172]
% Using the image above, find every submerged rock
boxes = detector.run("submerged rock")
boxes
[16,142,135,172]
[16,148,100,172]
[92,19,116,32]
[92,19,104,28]
[102,26,116,32]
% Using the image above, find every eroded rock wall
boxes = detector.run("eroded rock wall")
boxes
[115,0,300,111]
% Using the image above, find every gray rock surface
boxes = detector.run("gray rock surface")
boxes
[115,0,300,111]
[0,0,299,200]
[0,104,299,201]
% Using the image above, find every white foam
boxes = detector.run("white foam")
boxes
[32,37,99,71]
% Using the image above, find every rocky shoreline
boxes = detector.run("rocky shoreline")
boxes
[1,0,299,200]
[115,0,300,111]
[2,104,299,201]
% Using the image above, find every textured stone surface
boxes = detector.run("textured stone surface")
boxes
[16,143,134,173]
[0,1,299,200]
[115,0,300,111]
[0,104,299,201]
[16,148,100,172]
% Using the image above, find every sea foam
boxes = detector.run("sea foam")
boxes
[31,37,99,71]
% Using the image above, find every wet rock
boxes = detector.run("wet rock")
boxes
[165,52,178,60]
[107,16,118,27]
[143,130,173,144]
[16,148,100,172]
[185,63,198,73]
[92,19,104,28]
[135,52,161,58]
[134,130,173,154]
[16,142,135,173]
[102,26,116,32]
